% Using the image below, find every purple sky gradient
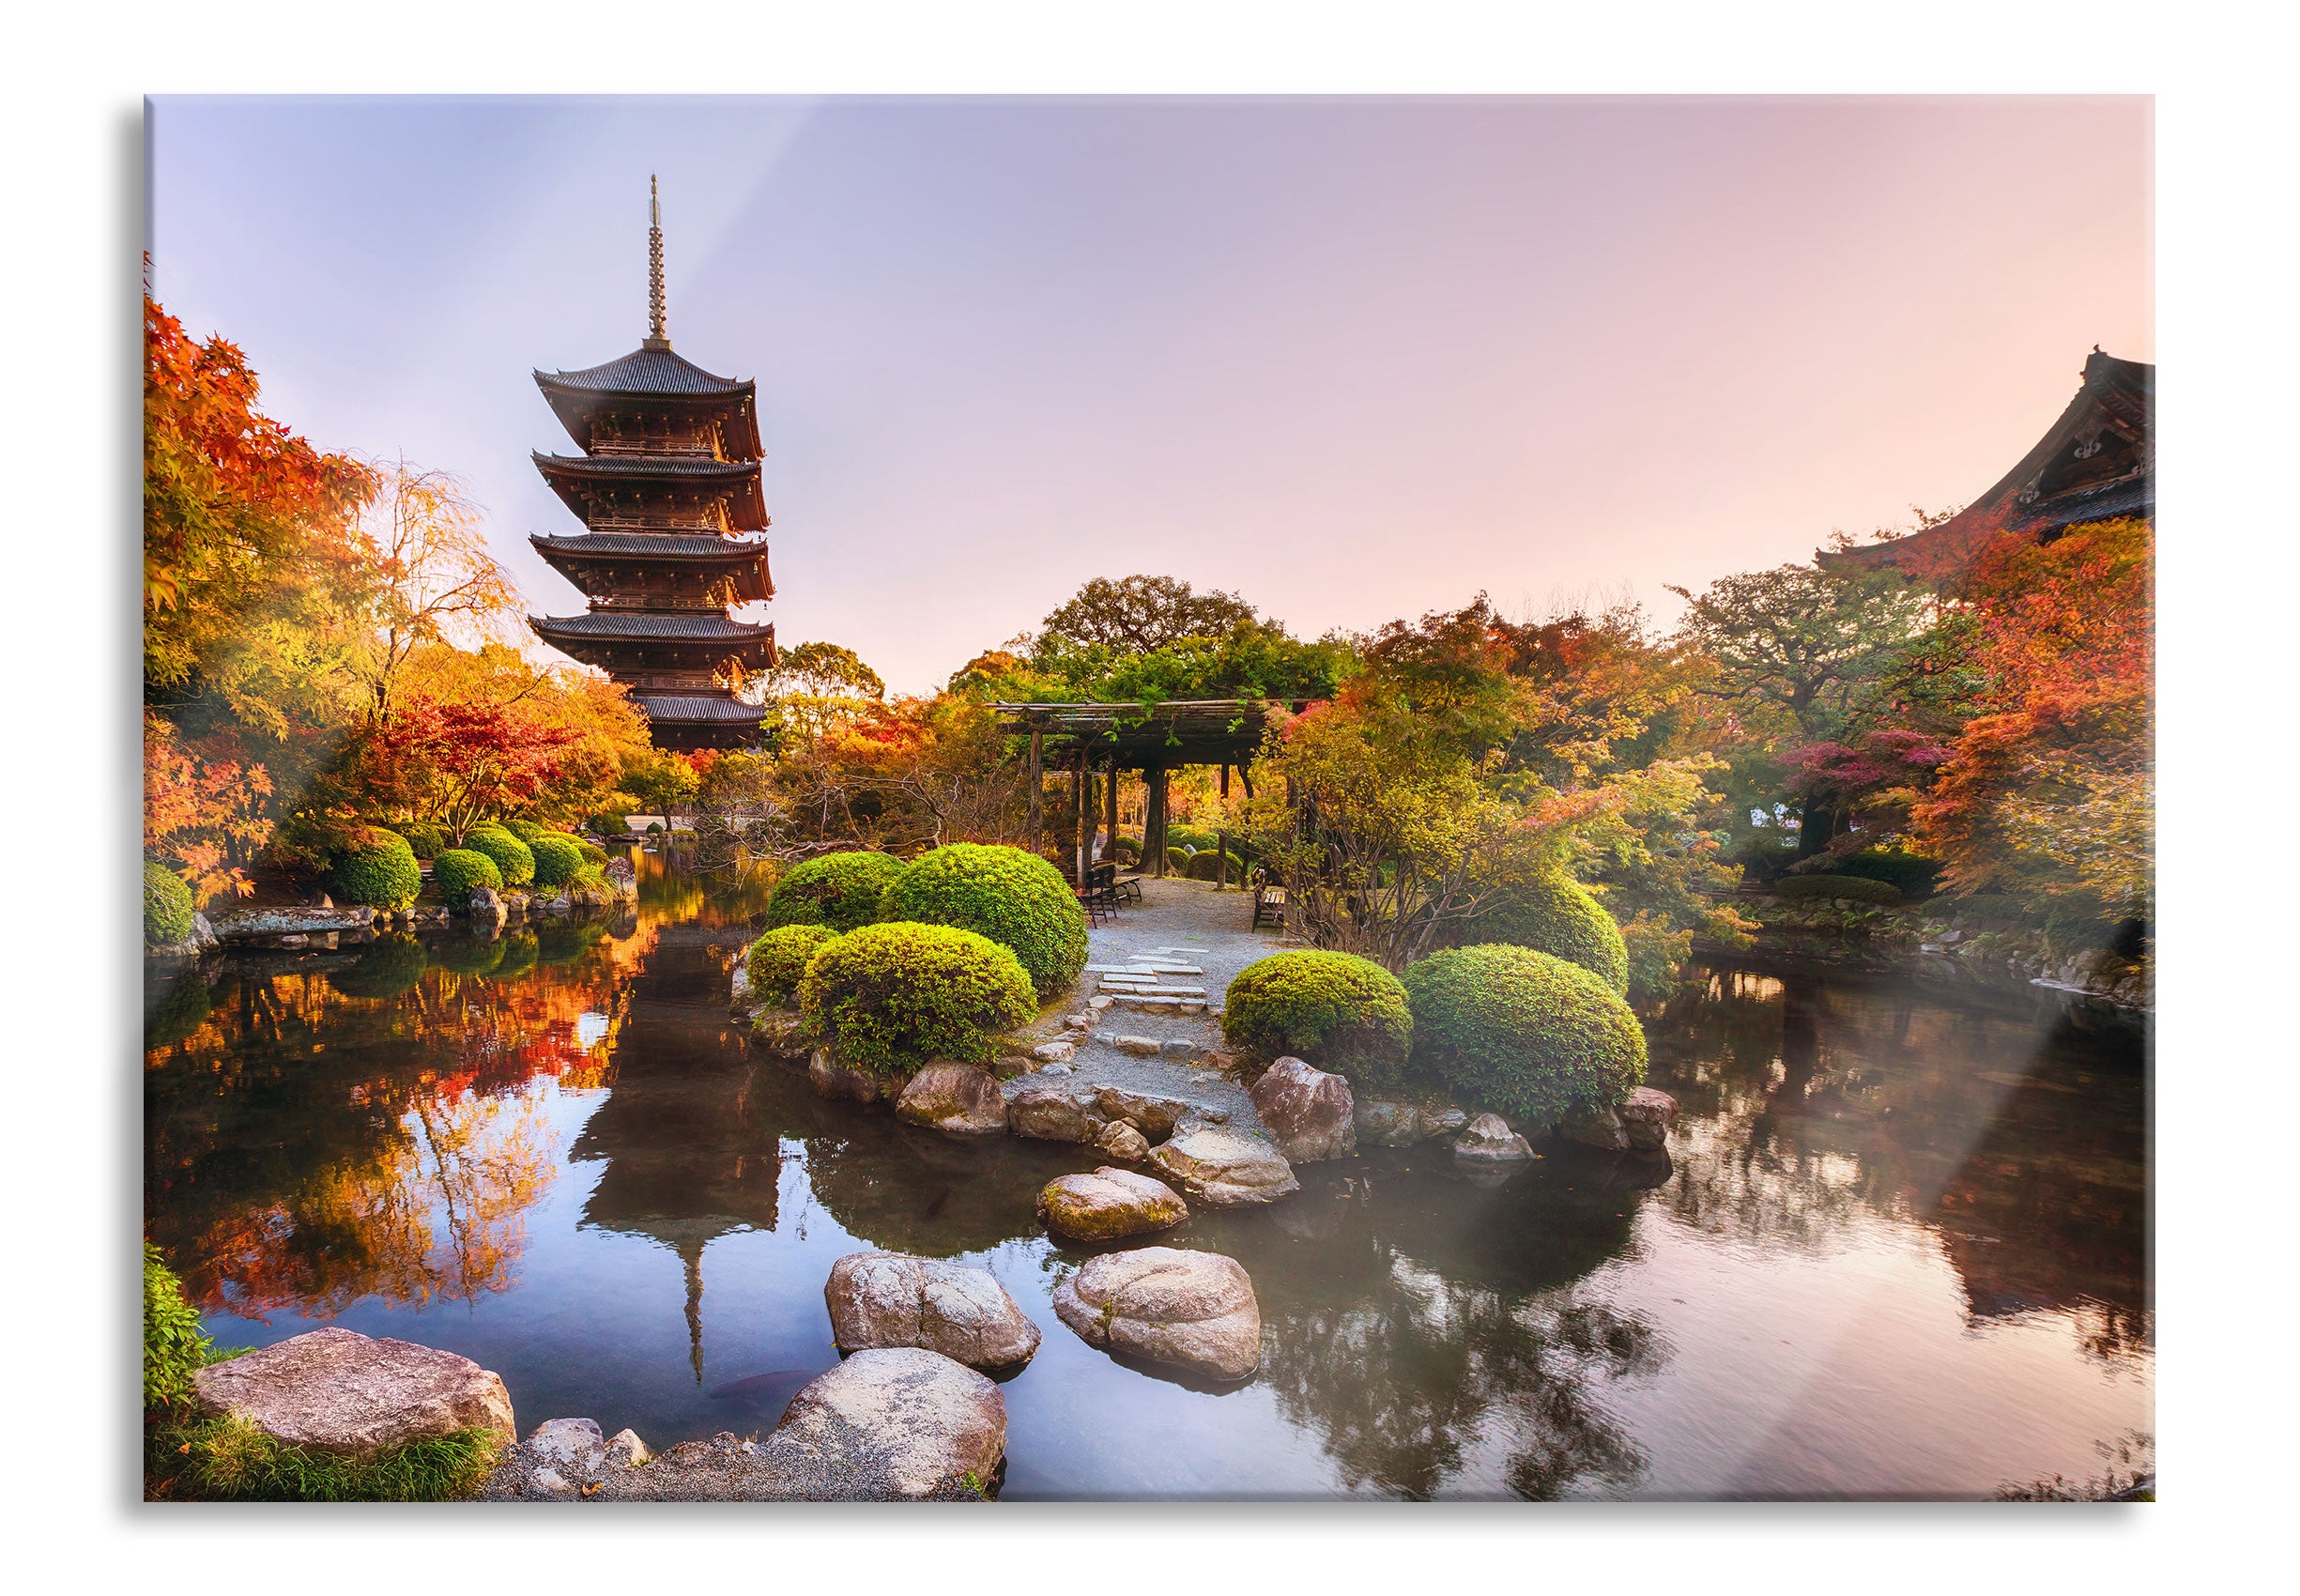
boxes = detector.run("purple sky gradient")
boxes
[148,96,2150,694]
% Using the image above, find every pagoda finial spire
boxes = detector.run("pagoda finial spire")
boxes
[644,175,671,352]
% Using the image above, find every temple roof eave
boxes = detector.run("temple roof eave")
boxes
[530,452,768,531]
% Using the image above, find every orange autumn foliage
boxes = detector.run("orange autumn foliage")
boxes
[1912,518,2152,917]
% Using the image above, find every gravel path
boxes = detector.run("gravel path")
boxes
[1007,877,1307,1132]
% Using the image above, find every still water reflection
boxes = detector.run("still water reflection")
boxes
[144,855,2149,1499]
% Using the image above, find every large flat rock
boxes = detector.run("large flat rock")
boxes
[1147,1123,1300,1207]
[824,1251,1041,1369]
[752,1348,1006,1500]
[192,1326,515,1456]
[1051,1246,1261,1382]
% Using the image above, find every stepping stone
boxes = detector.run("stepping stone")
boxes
[1112,1035,1161,1056]
[1119,996,1183,1011]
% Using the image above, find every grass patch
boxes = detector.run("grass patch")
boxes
[146,1410,503,1502]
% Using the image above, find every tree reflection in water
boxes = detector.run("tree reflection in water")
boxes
[1252,1157,1663,1498]
[1647,962,2149,1362]
[144,926,631,1319]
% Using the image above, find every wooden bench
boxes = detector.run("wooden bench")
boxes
[1251,882,1288,930]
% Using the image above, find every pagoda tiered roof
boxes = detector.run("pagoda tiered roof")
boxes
[529,531,773,603]
[534,345,764,458]
[525,177,781,750]
[530,452,768,530]
[530,611,776,644]
[632,696,772,725]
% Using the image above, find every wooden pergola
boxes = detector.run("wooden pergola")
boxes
[993,699,1304,882]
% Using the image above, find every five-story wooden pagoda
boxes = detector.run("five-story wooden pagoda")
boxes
[527,177,777,750]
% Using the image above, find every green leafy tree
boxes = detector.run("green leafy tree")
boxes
[1037,574,1260,654]
[1667,560,1932,853]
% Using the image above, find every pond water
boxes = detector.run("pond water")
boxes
[143,854,2150,1500]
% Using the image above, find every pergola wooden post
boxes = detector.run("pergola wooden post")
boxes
[1146,765,1170,877]
[1026,729,1043,855]
[1106,764,1120,870]
[1075,751,1091,885]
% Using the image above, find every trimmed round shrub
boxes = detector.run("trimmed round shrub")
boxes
[432,848,503,902]
[395,821,447,860]
[1111,836,1142,865]
[1773,874,1900,905]
[461,827,535,887]
[1165,847,1191,872]
[1403,944,1647,1123]
[797,921,1036,1074]
[527,833,587,890]
[1462,867,1629,995]
[877,842,1089,998]
[745,923,842,1007]
[1222,950,1413,1077]
[328,828,422,910]
[501,819,544,842]
[144,863,194,947]
[1168,826,1219,852]
[1183,849,1245,882]
[766,850,907,933]
[576,840,610,867]
[1832,848,1943,899]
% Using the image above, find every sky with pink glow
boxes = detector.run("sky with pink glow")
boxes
[148,97,2150,694]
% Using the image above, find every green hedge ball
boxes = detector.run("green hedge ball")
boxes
[877,842,1088,999]
[1772,873,1902,905]
[797,920,1036,1075]
[432,848,504,901]
[527,834,588,890]
[144,862,195,946]
[765,851,909,933]
[1402,944,1647,1125]
[329,830,422,910]
[461,827,535,888]
[1221,949,1413,1078]
[395,822,447,860]
[1462,867,1630,994]
[745,923,842,1008]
